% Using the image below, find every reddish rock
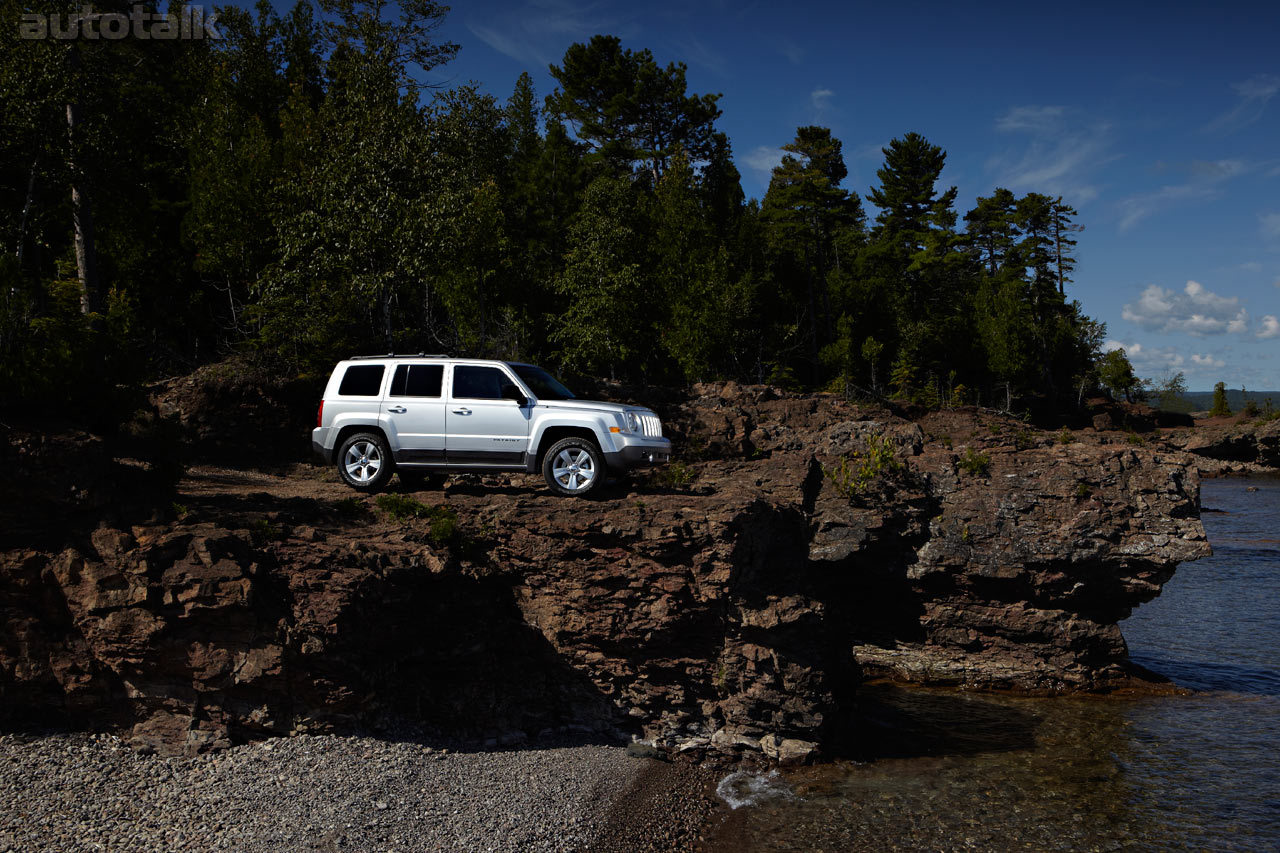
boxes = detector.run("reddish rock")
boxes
[1,386,1211,761]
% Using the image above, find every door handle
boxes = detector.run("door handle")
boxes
[387,406,407,414]
[451,407,472,415]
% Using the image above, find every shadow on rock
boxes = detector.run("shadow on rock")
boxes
[851,684,1040,760]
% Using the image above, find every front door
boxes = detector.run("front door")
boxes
[382,362,447,464]
[445,364,530,466]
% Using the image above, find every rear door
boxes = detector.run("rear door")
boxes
[444,364,531,466]
[382,362,447,464]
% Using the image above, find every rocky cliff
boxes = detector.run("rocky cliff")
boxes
[1,386,1210,763]
[1159,416,1280,472]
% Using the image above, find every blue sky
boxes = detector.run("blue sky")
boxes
[248,0,1280,390]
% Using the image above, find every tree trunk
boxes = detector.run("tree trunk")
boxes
[381,286,394,352]
[16,157,38,265]
[1053,220,1065,296]
[66,48,101,315]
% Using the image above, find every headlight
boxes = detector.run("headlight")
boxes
[625,412,640,433]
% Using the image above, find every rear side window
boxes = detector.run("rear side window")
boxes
[451,366,510,399]
[389,364,444,397]
[337,365,385,396]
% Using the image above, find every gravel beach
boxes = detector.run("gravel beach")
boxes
[0,731,719,852]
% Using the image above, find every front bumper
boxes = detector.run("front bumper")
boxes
[603,436,672,472]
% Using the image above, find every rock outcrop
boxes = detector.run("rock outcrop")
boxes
[1,386,1211,763]
[1160,416,1280,471]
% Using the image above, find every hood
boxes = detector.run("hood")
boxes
[534,398,650,415]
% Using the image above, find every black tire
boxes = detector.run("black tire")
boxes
[337,432,394,492]
[398,470,446,490]
[542,437,605,497]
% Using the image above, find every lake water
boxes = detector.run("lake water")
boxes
[709,476,1280,851]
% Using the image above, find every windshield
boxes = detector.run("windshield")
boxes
[511,364,575,401]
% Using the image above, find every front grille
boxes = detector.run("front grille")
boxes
[640,413,663,438]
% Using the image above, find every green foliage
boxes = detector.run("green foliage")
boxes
[1242,398,1260,418]
[249,518,286,544]
[889,354,916,400]
[547,35,722,181]
[1151,372,1191,412]
[1013,427,1036,450]
[551,176,648,375]
[1210,381,1232,417]
[1057,427,1075,445]
[374,494,460,544]
[1125,430,1146,445]
[653,461,697,488]
[1099,349,1141,402]
[823,433,905,498]
[0,5,1113,416]
[713,661,730,694]
[958,447,991,477]
[0,269,145,424]
[375,493,426,519]
[334,496,368,519]
[1074,482,1093,499]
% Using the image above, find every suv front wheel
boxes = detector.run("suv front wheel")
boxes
[338,432,394,492]
[542,437,604,497]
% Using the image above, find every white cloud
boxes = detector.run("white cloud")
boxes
[671,35,727,76]
[1118,184,1214,231]
[743,145,783,177]
[1121,280,1250,336]
[780,39,805,65]
[466,2,632,68]
[996,105,1065,133]
[988,106,1111,204]
[810,88,834,111]
[1261,212,1280,242]
[1104,340,1184,371]
[1117,160,1249,231]
[851,142,889,162]
[1259,315,1280,340]
[1191,353,1226,368]
[1238,261,1263,272]
[1207,74,1280,132]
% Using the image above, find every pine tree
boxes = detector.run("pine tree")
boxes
[760,126,864,373]
[547,35,722,182]
[552,177,648,377]
[1210,381,1231,417]
[964,188,1019,277]
[866,132,958,245]
[1049,197,1083,296]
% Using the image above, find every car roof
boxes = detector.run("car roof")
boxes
[341,355,510,366]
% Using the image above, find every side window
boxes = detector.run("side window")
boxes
[389,364,443,397]
[338,364,385,396]
[451,366,510,400]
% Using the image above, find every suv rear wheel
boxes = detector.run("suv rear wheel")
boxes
[338,432,394,492]
[543,437,604,497]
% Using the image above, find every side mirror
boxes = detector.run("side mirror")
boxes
[501,384,528,406]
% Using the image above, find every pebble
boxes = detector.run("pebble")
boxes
[0,732,643,852]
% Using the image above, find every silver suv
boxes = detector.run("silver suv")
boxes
[311,355,671,497]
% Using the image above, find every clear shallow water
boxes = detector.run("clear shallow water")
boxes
[710,476,1280,851]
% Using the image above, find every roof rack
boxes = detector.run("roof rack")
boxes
[348,353,452,360]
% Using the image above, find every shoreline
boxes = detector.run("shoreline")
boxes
[587,758,724,852]
[0,730,675,852]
